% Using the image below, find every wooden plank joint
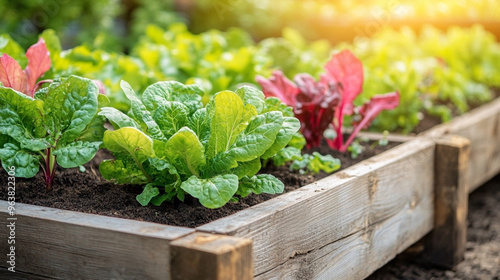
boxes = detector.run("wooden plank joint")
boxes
[170,233,253,280]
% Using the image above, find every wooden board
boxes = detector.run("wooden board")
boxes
[171,233,253,280]
[198,138,436,279]
[424,96,500,192]
[0,202,194,280]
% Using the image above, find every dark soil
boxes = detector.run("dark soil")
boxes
[0,141,398,228]
[368,174,500,280]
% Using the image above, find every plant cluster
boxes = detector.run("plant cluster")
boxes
[257,50,399,151]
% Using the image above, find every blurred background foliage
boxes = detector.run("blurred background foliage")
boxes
[1,0,499,133]
[1,0,499,52]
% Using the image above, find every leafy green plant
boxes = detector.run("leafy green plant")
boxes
[99,81,301,209]
[0,75,104,190]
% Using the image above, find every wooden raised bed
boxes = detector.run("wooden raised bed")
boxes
[1,97,498,279]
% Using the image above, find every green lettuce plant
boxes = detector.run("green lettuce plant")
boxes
[99,80,301,209]
[0,75,104,190]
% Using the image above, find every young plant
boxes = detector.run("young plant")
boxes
[99,81,301,209]
[0,75,104,190]
[256,49,400,151]
[0,38,50,97]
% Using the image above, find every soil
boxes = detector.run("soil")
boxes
[368,174,500,280]
[0,140,398,228]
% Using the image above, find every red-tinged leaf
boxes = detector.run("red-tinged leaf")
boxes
[0,54,28,93]
[256,71,299,107]
[341,91,400,152]
[324,50,364,115]
[293,73,341,148]
[24,38,51,94]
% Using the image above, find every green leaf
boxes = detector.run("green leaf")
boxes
[188,108,210,144]
[206,91,257,160]
[43,76,99,143]
[142,81,204,114]
[136,184,160,206]
[77,115,106,142]
[262,97,294,117]
[287,132,306,150]
[164,127,205,177]
[54,141,101,168]
[181,174,239,209]
[210,111,283,173]
[98,107,140,129]
[0,143,40,178]
[308,152,341,173]
[235,86,266,113]
[0,87,48,149]
[261,116,300,159]
[99,158,149,184]
[0,106,49,151]
[237,174,284,198]
[103,127,154,164]
[271,146,302,167]
[120,80,165,140]
[153,102,189,138]
[230,158,261,179]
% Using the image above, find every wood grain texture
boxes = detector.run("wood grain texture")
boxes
[171,233,253,280]
[425,135,470,268]
[0,202,194,280]
[198,138,436,279]
[423,96,500,192]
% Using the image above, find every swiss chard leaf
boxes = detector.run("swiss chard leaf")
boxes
[181,174,239,209]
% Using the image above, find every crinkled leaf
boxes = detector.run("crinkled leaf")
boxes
[54,141,101,168]
[181,174,239,209]
[103,127,154,164]
[44,76,98,143]
[99,107,140,129]
[235,86,266,113]
[24,38,51,94]
[206,90,257,160]
[0,107,49,151]
[153,101,189,138]
[142,81,204,114]
[237,174,284,198]
[136,184,160,206]
[121,80,165,140]
[165,127,205,177]
[188,108,210,144]
[0,143,39,178]
[99,158,149,184]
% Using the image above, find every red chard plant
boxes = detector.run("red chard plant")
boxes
[257,49,400,151]
[0,38,51,97]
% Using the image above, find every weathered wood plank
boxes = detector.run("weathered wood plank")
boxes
[0,202,194,280]
[0,267,57,280]
[171,233,253,280]
[423,96,500,192]
[198,138,435,279]
[424,135,470,268]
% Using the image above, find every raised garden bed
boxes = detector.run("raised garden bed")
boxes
[0,99,498,280]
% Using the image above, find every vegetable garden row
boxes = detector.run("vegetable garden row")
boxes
[0,20,500,280]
